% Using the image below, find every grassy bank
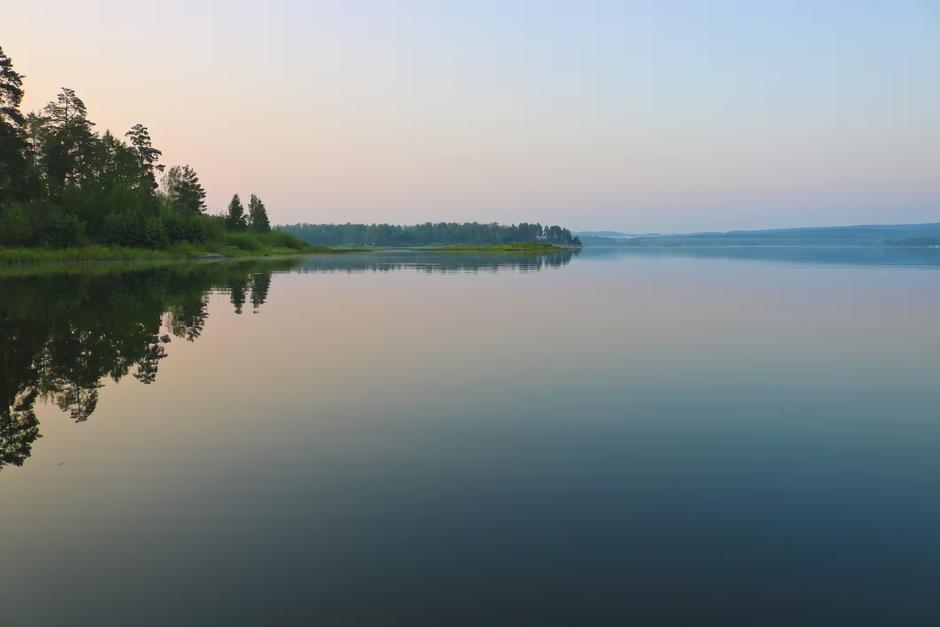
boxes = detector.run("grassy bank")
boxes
[0,237,568,265]
[420,242,566,253]
[0,231,353,265]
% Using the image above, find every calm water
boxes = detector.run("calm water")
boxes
[2,248,940,626]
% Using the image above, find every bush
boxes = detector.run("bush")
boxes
[43,213,87,248]
[103,212,169,249]
[163,212,221,244]
[223,232,262,251]
[0,205,34,246]
[257,231,308,250]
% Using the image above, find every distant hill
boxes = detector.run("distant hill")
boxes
[580,223,940,248]
[574,230,633,238]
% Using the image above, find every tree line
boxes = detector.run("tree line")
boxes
[0,45,271,248]
[278,222,581,247]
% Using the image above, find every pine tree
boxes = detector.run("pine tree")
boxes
[162,165,206,215]
[0,46,27,206]
[125,123,164,191]
[226,194,247,231]
[40,88,97,191]
[248,194,270,233]
[0,46,25,129]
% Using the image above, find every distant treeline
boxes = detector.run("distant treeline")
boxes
[278,222,581,247]
[0,45,273,249]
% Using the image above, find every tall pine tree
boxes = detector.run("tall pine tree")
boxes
[226,194,247,230]
[39,88,97,193]
[248,194,270,233]
[0,45,27,206]
[125,124,164,191]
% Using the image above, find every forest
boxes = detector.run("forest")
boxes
[1,44,579,256]
[278,222,581,247]
[0,45,285,253]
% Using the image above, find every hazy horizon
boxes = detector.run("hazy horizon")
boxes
[4,1,938,232]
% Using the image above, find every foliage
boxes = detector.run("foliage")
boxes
[162,165,206,216]
[226,194,247,231]
[42,212,87,248]
[0,232,315,264]
[0,45,584,259]
[0,45,298,257]
[125,123,164,190]
[248,194,270,233]
[162,212,223,244]
[0,205,33,245]
[103,211,169,249]
[256,230,308,250]
[223,232,263,251]
[0,46,28,207]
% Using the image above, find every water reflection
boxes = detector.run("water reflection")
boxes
[296,249,575,274]
[0,251,572,471]
[0,258,299,470]
[2,248,939,625]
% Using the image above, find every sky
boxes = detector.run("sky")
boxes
[3,0,939,232]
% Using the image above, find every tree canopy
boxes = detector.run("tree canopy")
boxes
[248,194,270,233]
[0,45,281,251]
[226,193,247,230]
[0,45,580,253]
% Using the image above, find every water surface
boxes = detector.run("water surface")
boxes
[2,248,939,626]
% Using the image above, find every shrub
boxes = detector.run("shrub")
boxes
[43,213,87,248]
[257,231,308,250]
[103,212,168,249]
[163,212,221,244]
[223,232,262,251]
[0,205,34,246]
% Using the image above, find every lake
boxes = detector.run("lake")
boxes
[2,248,940,626]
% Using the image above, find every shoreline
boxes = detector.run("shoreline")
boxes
[0,243,371,266]
[0,242,573,265]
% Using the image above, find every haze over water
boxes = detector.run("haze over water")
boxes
[2,249,940,625]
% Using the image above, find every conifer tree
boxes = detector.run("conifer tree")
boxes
[0,46,27,206]
[248,194,270,233]
[226,194,247,230]
[163,165,206,215]
[39,88,97,191]
[125,123,164,190]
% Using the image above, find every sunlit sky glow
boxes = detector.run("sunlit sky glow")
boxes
[4,1,939,231]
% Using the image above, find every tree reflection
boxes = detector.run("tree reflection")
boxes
[0,251,573,471]
[295,249,577,274]
[0,258,299,470]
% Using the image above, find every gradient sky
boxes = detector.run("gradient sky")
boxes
[3,1,939,231]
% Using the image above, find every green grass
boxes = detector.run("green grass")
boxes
[420,242,565,253]
[0,232,362,265]
[0,245,176,264]
[0,235,559,266]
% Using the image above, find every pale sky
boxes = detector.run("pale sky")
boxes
[3,1,939,231]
